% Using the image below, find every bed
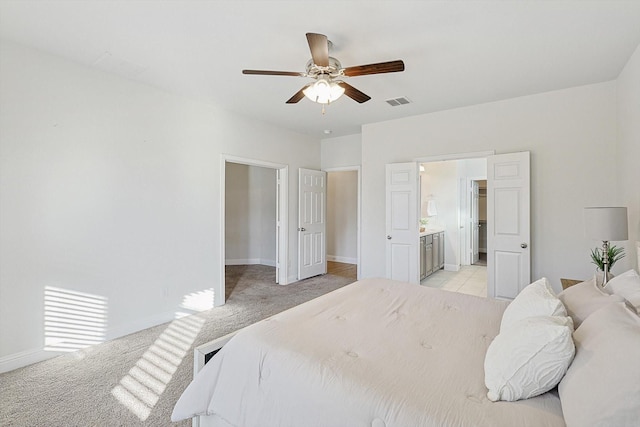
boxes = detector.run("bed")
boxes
[172,275,640,427]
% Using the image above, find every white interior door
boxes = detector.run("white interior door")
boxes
[487,151,531,299]
[471,180,480,264]
[275,169,281,284]
[298,168,327,280]
[385,162,419,284]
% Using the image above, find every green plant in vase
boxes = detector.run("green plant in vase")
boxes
[590,244,625,271]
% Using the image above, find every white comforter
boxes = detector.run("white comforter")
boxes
[172,278,565,427]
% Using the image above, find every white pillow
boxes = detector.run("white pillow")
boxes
[607,269,640,312]
[558,302,640,426]
[485,315,575,402]
[500,277,566,332]
[558,277,626,328]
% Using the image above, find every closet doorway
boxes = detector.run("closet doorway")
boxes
[219,155,288,306]
[471,179,487,267]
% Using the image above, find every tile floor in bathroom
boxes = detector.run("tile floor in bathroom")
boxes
[421,264,487,297]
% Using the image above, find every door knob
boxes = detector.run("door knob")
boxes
[387,235,392,240]
[521,243,528,249]
[298,227,306,232]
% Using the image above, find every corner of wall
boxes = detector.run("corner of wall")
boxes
[320,133,362,169]
[615,42,640,271]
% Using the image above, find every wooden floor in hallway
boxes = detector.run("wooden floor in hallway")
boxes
[327,261,357,280]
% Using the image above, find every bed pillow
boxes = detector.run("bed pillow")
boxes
[485,315,575,402]
[606,269,640,312]
[500,277,566,332]
[557,277,625,328]
[558,302,640,427]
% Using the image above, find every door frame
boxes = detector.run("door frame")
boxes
[415,150,494,272]
[466,176,486,265]
[324,166,361,280]
[218,154,289,307]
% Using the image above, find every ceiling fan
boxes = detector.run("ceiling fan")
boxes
[242,33,405,108]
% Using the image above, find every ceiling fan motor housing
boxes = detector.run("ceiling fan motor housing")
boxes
[305,57,343,78]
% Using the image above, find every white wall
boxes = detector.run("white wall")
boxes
[361,82,618,291]
[616,43,640,271]
[327,171,358,264]
[225,163,276,266]
[226,163,253,261]
[321,134,361,169]
[460,158,488,179]
[421,158,487,270]
[259,167,277,264]
[421,162,458,268]
[0,40,319,370]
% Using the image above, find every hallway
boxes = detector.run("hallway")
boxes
[421,265,487,297]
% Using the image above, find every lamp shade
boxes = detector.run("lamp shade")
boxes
[584,207,628,241]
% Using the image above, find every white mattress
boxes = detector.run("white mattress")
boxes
[172,278,565,426]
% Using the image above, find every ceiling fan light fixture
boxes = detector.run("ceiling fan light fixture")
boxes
[303,77,344,104]
[243,33,405,106]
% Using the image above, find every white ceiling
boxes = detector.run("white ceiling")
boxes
[2,0,640,138]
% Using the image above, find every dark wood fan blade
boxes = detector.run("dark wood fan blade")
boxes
[243,69,304,77]
[337,82,371,103]
[306,33,329,67]
[286,84,312,104]
[342,60,405,77]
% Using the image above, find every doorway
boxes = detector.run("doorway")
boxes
[225,163,276,297]
[386,151,530,299]
[418,157,488,297]
[472,180,487,266]
[326,168,360,280]
[218,155,288,307]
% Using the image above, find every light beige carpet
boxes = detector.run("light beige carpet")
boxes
[0,264,356,426]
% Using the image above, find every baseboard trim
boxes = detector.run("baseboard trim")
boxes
[225,258,259,265]
[444,263,460,272]
[0,348,61,374]
[226,258,276,267]
[0,310,178,374]
[326,255,357,264]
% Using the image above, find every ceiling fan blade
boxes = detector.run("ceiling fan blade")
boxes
[243,69,304,77]
[306,33,329,67]
[337,82,371,103]
[286,84,312,104]
[342,60,405,77]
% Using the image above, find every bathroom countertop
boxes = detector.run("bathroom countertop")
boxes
[419,228,444,237]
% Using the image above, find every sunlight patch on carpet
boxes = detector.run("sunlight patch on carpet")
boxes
[111,314,205,421]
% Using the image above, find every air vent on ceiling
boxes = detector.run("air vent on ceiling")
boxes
[385,96,411,107]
